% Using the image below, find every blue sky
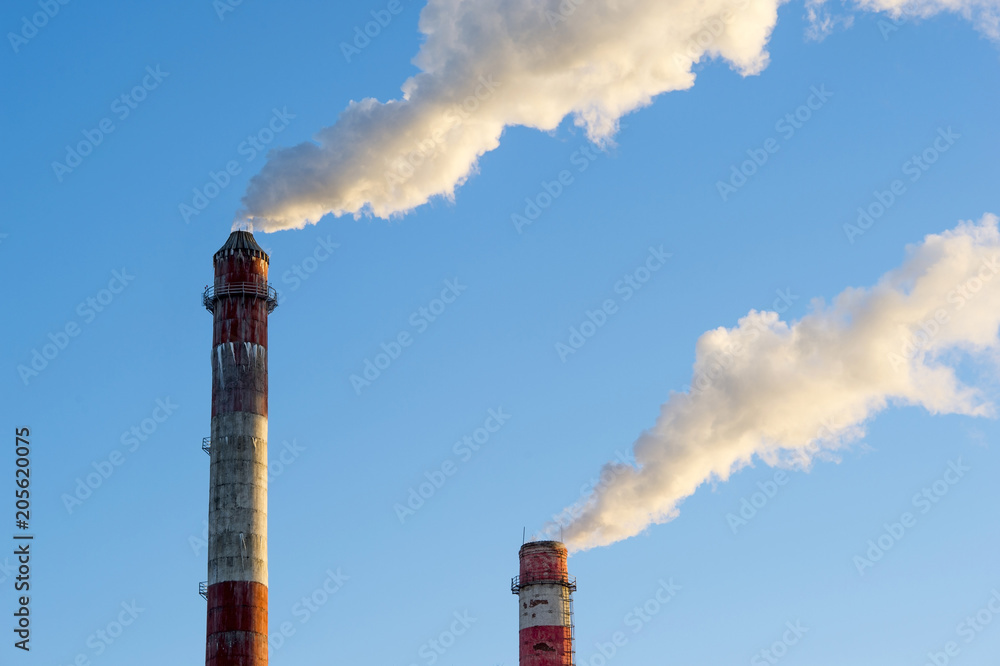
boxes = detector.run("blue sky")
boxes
[3,1,1000,665]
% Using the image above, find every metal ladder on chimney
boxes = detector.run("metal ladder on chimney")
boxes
[562,591,576,665]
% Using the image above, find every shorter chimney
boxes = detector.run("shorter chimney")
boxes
[512,541,576,666]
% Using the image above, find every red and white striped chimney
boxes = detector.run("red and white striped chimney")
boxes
[203,231,278,666]
[512,541,576,666]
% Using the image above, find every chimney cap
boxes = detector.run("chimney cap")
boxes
[519,540,567,554]
[216,230,267,258]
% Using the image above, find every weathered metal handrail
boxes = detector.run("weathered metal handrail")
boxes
[202,437,211,455]
[199,581,208,599]
[203,282,278,313]
[511,574,577,594]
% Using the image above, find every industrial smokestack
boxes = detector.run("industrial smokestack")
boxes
[203,231,278,666]
[512,541,576,666]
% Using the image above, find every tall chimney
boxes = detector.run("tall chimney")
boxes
[203,231,278,666]
[512,541,576,666]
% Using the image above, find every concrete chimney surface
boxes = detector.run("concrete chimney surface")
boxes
[205,230,275,666]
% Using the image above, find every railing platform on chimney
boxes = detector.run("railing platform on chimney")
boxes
[511,574,577,594]
[203,282,278,314]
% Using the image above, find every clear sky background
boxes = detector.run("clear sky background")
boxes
[2,1,1000,665]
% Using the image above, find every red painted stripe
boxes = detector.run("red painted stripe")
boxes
[215,254,270,284]
[212,251,271,348]
[519,625,573,666]
[520,542,569,585]
[212,299,269,347]
[205,632,268,666]
[206,581,268,666]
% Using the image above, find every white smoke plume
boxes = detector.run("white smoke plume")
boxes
[237,0,995,232]
[544,215,1000,552]
[855,0,1000,38]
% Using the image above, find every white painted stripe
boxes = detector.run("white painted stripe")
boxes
[518,583,571,629]
[208,411,268,586]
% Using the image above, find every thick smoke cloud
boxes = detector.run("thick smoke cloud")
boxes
[237,0,998,231]
[545,216,1000,551]
[237,0,782,230]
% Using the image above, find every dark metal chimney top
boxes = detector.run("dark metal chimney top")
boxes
[214,230,268,260]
